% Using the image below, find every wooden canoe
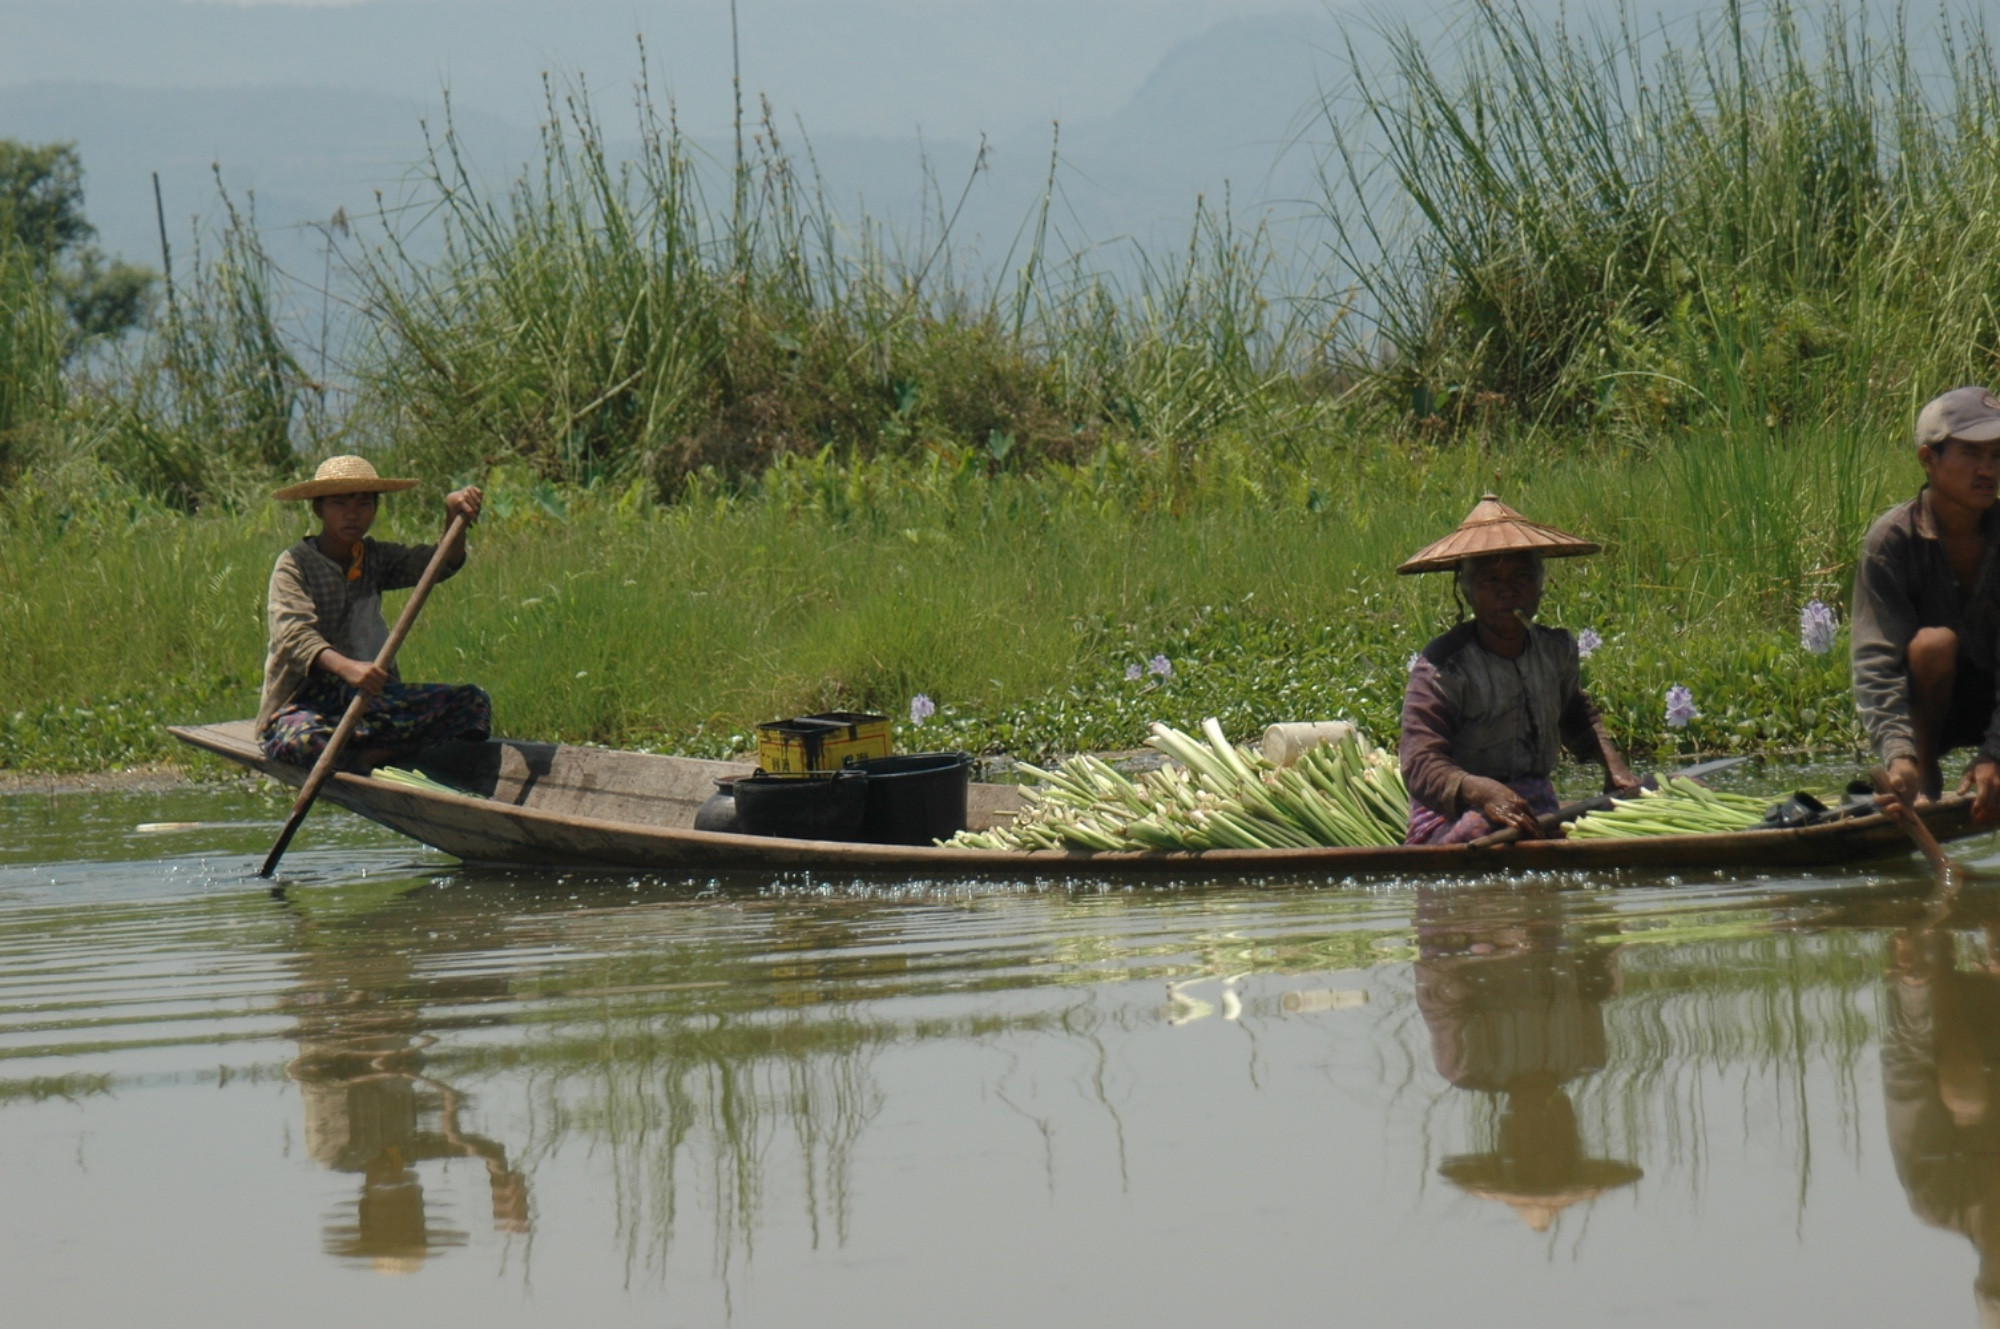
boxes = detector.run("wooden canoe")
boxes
[170,720,1992,877]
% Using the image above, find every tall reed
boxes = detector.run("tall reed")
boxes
[1320,0,2000,432]
[0,234,64,481]
[344,78,1306,498]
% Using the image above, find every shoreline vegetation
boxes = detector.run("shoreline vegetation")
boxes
[3,0,1997,776]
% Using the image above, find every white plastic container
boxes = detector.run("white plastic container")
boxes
[1259,720,1357,768]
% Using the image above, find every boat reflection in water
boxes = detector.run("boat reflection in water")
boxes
[1414,886,1641,1231]
[285,905,531,1273]
[1883,890,2000,1325]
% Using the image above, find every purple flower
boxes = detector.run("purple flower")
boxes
[1576,628,1602,659]
[1148,654,1173,679]
[1665,684,1698,729]
[1125,662,1143,682]
[1800,599,1837,656]
[909,693,936,726]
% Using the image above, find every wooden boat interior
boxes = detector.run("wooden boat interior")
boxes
[175,720,1027,832]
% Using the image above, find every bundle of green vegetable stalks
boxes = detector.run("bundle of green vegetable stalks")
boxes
[372,766,472,797]
[1565,777,1768,838]
[948,719,1408,852]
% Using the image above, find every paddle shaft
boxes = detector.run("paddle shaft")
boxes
[1466,756,1750,849]
[260,513,470,878]
[1869,765,1959,886]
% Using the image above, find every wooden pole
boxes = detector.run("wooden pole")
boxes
[151,171,175,317]
[1869,765,1961,888]
[260,513,470,878]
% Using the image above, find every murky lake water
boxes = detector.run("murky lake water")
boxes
[6,775,2000,1326]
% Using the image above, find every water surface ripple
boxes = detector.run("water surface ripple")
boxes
[4,781,2000,1326]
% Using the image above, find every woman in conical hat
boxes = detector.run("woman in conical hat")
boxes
[1396,495,1637,845]
[257,456,491,771]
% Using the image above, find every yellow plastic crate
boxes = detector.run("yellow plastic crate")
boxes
[756,711,892,774]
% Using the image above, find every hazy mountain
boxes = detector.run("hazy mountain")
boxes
[0,8,1365,279]
[0,0,1306,140]
[0,0,1794,284]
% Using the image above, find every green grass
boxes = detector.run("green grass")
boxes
[0,414,1883,773]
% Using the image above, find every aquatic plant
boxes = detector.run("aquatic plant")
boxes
[1666,685,1699,729]
[1800,600,1838,655]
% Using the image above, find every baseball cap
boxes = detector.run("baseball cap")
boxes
[1916,386,2000,447]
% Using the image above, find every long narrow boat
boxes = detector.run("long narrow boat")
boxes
[171,720,1991,876]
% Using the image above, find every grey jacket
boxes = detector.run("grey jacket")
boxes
[1850,491,2000,764]
[1399,621,1611,819]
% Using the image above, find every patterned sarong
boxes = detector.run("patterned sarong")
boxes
[258,674,492,767]
[1406,776,1560,845]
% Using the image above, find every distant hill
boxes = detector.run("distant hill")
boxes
[0,0,1296,141]
[0,81,536,277]
[0,0,1748,283]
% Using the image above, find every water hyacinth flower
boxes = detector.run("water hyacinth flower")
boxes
[1125,662,1143,682]
[1148,654,1173,679]
[1800,599,1837,656]
[1665,684,1698,729]
[909,693,936,726]
[1576,628,1602,659]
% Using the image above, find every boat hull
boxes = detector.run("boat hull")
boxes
[169,722,1990,877]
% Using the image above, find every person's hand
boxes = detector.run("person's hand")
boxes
[1887,754,1926,807]
[445,485,483,525]
[334,656,389,695]
[1463,776,1541,838]
[1958,758,2000,824]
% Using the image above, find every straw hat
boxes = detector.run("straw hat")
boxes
[1397,494,1601,575]
[272,455,418,501]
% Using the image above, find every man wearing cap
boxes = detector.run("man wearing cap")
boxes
[257,456,490,771]
[1854,387,2000,821]
[1397,496,1637,844]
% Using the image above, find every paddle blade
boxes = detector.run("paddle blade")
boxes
[259,807,307,877]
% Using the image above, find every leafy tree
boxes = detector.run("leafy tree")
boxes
[0,139,155,345]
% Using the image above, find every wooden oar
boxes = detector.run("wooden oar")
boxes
[1467,755,1748,849]
[1868,765,1962,888]
[260,513,470,878]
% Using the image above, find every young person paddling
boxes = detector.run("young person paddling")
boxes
[1396,496,1638,845]
[1855,387,2000,822]
[256,455,491,772]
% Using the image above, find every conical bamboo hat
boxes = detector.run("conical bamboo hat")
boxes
[1438,1155,1644,1232]
[1396,494,1601,575]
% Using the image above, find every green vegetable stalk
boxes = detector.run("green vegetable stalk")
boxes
[1565,777,1768,839]
[947,720,1408,852]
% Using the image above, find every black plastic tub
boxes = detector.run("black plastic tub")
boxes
[731,770,868,841]
[848,752,972,845]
